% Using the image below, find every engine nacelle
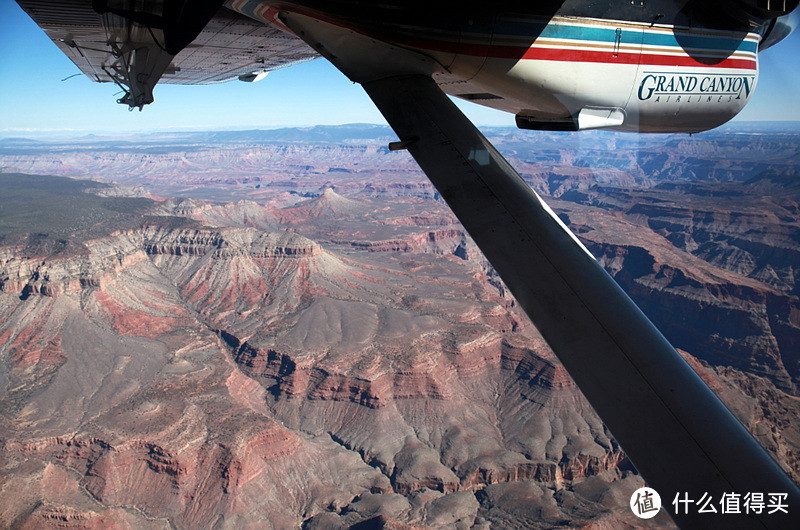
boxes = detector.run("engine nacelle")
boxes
[757,8,800,49]
[442,17,762,133]
[729,0,799,24]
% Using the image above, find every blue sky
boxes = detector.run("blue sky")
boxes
[1,0,799,135]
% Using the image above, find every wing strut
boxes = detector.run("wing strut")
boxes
[362,74,800,529]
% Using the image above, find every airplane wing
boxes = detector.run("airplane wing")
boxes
[16,1,318,106]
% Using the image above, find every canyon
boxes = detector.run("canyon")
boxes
[0,123,798,528]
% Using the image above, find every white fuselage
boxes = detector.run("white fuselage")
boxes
[425,16,760,132]
[227,2,762,133]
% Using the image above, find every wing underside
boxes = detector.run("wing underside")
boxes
[16,0,318,102]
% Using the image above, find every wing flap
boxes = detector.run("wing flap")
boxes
[158,8,319,85]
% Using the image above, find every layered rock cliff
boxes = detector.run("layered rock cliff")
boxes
[1,161,798,528]
[0,187,660,528]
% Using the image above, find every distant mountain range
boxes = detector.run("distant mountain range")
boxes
[0,124,395,149]
[2,122,798,204]
[3,120,800,146]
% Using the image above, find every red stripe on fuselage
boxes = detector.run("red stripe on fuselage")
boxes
[516,47,755,69]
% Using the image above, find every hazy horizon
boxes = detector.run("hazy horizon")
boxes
[3,119,800,142]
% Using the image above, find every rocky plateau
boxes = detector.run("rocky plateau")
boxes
[1,123,799,529]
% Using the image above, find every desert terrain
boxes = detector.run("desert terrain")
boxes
[0,123,798,528]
